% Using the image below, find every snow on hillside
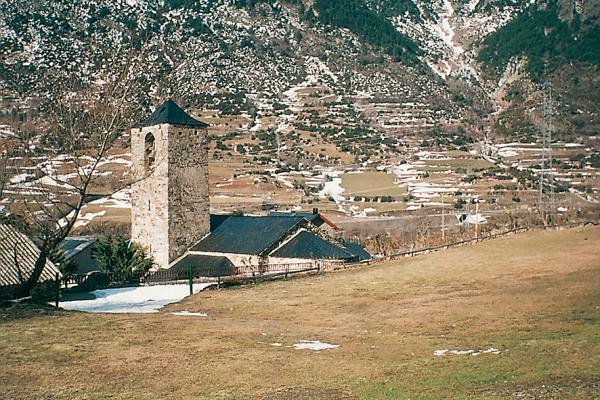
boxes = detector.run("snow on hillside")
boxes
[393,0,524,81]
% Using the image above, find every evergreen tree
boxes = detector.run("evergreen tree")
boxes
[93,234,154,276]
[479,2,600,80]
[48,248,79,277]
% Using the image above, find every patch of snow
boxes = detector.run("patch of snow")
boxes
[306,56,338,83]
[9,173,35,184]
[170,311,208,317]
[293,340,339,351]
[435,347,501,356]
[466,0,480,13]
[498,148,519,157]
[89,189,131,209]
[60,283,215,313]
[317,174,345,203]
[250,117,262,132]
[58,210,107,229]
[436,0,464,57]
[0,124,16,138]
[480,347,501,355]
[464,213,487,225]
[216,179,234,188]
[97,157,132,167]
[275,173,295,189]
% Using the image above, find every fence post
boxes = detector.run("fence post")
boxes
[188,266,193,296]
[217,276,221,289]
[54,272,60,308]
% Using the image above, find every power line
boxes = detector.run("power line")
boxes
[538,80,554,214]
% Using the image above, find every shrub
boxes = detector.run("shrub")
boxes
[454,198,466,209]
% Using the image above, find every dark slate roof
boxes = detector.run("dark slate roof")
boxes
[210,214,233,232]
[271,230,354,260]
[269,211,339,230]
[59,237,96,259]
[170,254,236,277]
[136,99,208,128]
[0,224,60,287]
[269,211,324,226]
[192,215,307,255]
[342,241,372,261]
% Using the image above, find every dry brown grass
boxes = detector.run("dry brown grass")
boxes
[341,172,406,198]
[1,226,599,399]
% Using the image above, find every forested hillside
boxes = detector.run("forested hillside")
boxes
[479,2,600,79]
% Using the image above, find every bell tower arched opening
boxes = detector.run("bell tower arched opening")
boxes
[144,132,155,171]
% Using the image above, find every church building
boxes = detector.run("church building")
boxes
[131,100,369,273]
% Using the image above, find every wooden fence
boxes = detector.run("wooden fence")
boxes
[63,270,146,289]
[63,261,323,292]
[61,220,597,294]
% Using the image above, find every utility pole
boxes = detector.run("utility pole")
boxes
[276,127,281,165]
[474,198,480,239]
[538,112,546,213]
[441,192,445,241]
[547,81,555,211]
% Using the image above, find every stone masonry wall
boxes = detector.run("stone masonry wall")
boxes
[167,125,210,264]
[131,125,170,268]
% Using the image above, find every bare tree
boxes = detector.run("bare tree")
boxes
[4,53,146,296]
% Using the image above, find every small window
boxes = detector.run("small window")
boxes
[144,132,156,170]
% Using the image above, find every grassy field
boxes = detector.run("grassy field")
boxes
[423,159,493,170]
[1,227,599,399]
[341,172,405,198]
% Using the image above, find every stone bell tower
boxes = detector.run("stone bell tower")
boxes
[131,99,210,268]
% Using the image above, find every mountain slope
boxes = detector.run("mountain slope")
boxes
[478,0,600,137]
[0,0,598,140]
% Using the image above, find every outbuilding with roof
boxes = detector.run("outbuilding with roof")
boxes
[0,223,61,298]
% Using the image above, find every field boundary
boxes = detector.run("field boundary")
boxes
[330,220,599,272]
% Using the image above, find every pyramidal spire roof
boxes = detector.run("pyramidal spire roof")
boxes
[136,99,208,128]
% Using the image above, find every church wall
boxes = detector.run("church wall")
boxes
[167,125,210,264]
[131,125,170,268]
[184,251,321,269]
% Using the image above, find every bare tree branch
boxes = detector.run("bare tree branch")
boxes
[2,45,148,296]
